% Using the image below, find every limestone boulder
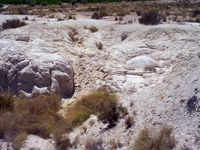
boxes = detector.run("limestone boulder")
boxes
[0,40,74,97]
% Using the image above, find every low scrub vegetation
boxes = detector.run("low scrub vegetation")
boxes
[0,89,126,149]
[132,126,176,150]
[0,94,71,149]
[85,138,104,150]
[89,25,98,32]
[2,19,27,29]
[139,9,162,25]
[65,89,126,128]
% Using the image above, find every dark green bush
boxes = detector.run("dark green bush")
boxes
[139,9,162,25]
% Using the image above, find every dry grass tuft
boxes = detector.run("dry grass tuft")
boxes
[132,126,176,150]
[0,94,71,149]
[89,26,98,32]
[65,89,125,128]
[85,138,105,150]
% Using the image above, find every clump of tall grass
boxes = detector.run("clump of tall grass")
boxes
[65,89,126,128]
[132,126,176,150]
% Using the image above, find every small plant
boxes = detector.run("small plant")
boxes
[71,0,76,5]
[96,42,103,50]
[2,19,27,29]
[57,1,62,6]
[125,116,134,129]
[136,10,142,16]
[27,0,36,6]
[0,3,3,8]
[109,138,122,149]
[65,89,125,128]
[85,138,105,150]
[92,12,100,20]
[57,17,64,21]
[121,32,128,41]
[132,126,176,150]
[89,26,98,32]
[192,9,200,17]
[68,14,73,19]
[13,132,27,150]
[144,66,157,72]
[139,9,162,25]
[41,1,48,6]
[115,16,118,21]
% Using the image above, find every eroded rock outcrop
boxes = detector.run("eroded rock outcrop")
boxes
[0,40,74,97]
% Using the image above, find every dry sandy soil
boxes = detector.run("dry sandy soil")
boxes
[0,13,200,150]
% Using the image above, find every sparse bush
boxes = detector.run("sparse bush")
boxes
[136,10,142,16]
[96,42,103,50]
[65,89,125,128]
[57,17,64,21]
[192,9,200,17]
[0,94,72,150]
[23,16,29,20]
[119,16,123,21]
[144,66,157,72]
[99,8,107,18]
[2,19,27,29]
[0,94,14,112]
[109,139,122,149]
[89,26,98,32]
[27,0,36,6]
[13,132,27,150]
[92,12,100,19]
[41,1,48,6]
[17,7,28,14]
[68,14,73,19]
[85,138,105,150]
[125,116,134,129]
[71,0,76,5]
[115,16,118,21]
[132,126,176,150]
[139,9,162,25]
[57,1,62,5]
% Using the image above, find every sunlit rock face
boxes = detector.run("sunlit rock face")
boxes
[0,39,74,97]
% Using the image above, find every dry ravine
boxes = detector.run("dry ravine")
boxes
[0,14,200,150]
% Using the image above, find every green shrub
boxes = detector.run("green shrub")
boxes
[132,126,176,150]
[0,3,3,8]
[89,26,98,32]
[2,19,27,29]
[139,9,162,25]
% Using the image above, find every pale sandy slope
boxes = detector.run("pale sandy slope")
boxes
[0,15,200,150]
